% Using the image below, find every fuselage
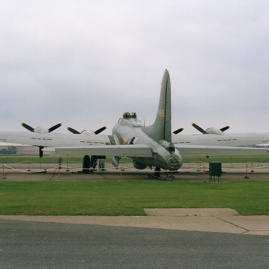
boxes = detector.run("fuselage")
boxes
[112,115,182,170]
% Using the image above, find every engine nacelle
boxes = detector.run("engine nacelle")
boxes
[81,130,96,136]
[133,160,148,170]
[205,127,224,135]
[34,126,49,134]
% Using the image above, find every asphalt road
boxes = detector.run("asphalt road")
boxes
[1,219,269,269]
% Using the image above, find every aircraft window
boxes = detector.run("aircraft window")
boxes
[217,140,222,141]
[37,138,41,140]
[31,138,36,139]
[186,142,191,143]
[94,142,99,144]
[179,142,185,144]
[232,139,237,141]
[47,139,52,140]
[80,141,85,143]
[106,143,110,145]
[42,138,46,140]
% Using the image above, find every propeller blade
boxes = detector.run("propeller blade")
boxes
[220,126,230,132]
[129,137,135,144]
[94,126,107,135]
[21,123,34,132]
[192,123,207,134]
[67,127,81,134]
[173,128,184,135]
[49,123,62,133]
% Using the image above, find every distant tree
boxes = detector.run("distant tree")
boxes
[8,146,17,155]
[0,146,17,155]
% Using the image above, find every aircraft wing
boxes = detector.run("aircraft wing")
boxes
[44,144,269,158]
[44,145,153,157]
[176,145,269,157]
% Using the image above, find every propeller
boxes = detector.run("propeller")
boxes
[21,123,62,134]
[192,123,230,135]
[67,127,80,134]
[21,123,34,132]
[67,126,107,135]
[173,128,184,135]
[48,123,62,133]
[220,126,230,132]
[192,123,207,134]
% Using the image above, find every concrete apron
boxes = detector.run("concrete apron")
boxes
[1,208,269,235]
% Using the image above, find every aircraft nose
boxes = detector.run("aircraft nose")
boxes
[167,156,182,167]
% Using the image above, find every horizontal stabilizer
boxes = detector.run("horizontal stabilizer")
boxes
[176,145,269,157]
[44,145,153,157]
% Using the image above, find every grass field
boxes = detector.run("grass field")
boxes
[1,155,269,164]
[0,181,268,216]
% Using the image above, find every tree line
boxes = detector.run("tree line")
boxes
[0,146,17,155]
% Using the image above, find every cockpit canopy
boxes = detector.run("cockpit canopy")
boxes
[123,112,137,119]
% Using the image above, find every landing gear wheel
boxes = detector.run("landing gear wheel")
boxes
[82,155,91,173]
[154,167,161,178]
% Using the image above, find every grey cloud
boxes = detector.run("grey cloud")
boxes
[1,1,269,134]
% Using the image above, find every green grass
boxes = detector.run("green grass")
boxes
[0,181,268,216]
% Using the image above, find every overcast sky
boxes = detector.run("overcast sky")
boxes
[1,0,269,135]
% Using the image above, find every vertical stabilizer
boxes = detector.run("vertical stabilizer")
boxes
[143,69,172,142]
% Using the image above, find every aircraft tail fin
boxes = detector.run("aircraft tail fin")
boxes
[143,69,172,142]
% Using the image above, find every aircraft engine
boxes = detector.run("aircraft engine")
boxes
[22,123,62,134]
[205,127,224,135]
[192,123,229,135]
[67,126,106,135]
[133,160,148,170]
[34,126,50,134]
[21,122,62,157]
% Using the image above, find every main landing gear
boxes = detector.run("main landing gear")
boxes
[82,155,106,173]
[147,167,175,181]
[82,155,91,173]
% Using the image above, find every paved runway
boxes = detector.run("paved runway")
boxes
[1,219,269,269]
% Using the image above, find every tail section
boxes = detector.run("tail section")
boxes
[143,69,172,142]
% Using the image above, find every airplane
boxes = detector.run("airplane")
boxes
[42,69,269,174]
[0,69,268,175]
